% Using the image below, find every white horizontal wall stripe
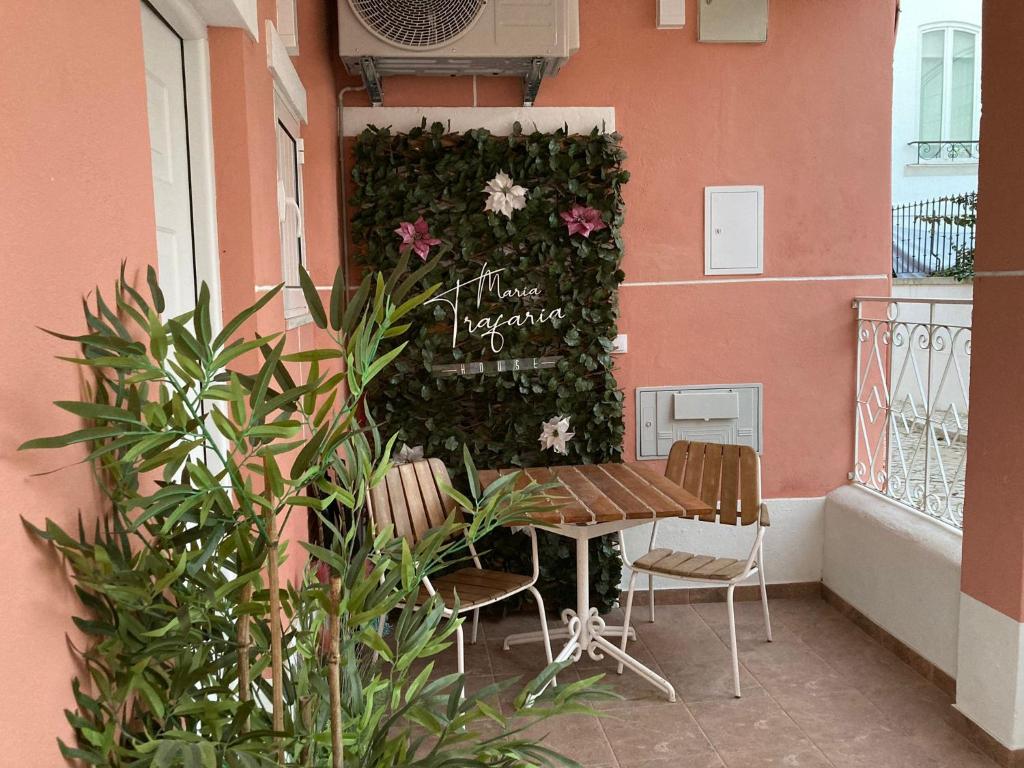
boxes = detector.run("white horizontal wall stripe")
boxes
[254,285,334,292]
[255,274,888,293]
[621,274,888,287]
[974,269,1024,277]
[341,106,616,136]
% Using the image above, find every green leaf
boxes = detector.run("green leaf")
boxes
[298,265,327,329]
[146,265,166,313]
[329,264,346,330]
[19,426,122,451]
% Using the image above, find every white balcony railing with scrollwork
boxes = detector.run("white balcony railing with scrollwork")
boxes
[852,297,973,529]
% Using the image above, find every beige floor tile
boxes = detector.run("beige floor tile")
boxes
[780,689,893,744]
[660,658,767,703]
[519,713,618,766]
[740,639,852,702]
[688,695,809,755]
[715,741,835,767]
[599,702,719,767]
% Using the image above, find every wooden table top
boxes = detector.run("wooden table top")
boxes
[478,462,714,526]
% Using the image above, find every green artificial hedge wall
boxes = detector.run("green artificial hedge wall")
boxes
[350,121,629,613]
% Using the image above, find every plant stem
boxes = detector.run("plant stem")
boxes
[328,573,343,768]
[237,581,253,730]
[264,459,285,762]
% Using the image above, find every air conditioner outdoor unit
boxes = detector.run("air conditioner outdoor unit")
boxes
[338,0,580,106]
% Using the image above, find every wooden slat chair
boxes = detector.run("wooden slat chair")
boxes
[618,441,772,697]
[367,458,553,676]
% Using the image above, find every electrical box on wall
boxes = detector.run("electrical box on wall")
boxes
[657,0,686,29]
[699,0,769,43]
[636,384,763,459]
[705,185,764,275]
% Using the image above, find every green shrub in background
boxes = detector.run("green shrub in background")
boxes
[919,191,977,281]
[350,121,629,614]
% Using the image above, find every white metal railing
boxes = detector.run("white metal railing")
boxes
[852,296,973,529]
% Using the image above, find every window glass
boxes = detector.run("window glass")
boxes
[919,29,945,141]
[950,30,976,140]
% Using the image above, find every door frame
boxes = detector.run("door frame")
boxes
[145,0,224,336]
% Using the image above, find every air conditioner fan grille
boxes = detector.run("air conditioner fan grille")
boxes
[348,0,486,49]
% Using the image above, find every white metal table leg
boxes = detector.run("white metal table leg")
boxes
[501,521,677,703]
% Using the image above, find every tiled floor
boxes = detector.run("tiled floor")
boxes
[451,597,998,768]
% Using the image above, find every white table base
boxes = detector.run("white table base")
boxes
[501,519,677,703]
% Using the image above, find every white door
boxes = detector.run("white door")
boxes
[142,3,198,320]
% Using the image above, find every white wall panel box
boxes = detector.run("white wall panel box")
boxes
[699,0,769,43]
[705,185,764,275]
[657,0,686,29]
[636,384,763,459]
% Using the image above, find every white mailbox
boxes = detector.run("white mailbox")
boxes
[636,384,762,459]
[704,185,764,275]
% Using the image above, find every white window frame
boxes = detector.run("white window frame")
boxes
[915,22,981,162]
[267,20,309,328]
[145,0,226,336]
[274,92,309,328]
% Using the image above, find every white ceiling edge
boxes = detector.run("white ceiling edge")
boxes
[192,0,258,41]
[341,107,616,137]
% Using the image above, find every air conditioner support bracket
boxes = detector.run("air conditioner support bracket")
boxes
[523,58,547,107]
[359,57,384,106]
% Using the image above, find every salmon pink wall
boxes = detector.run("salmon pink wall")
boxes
[337,0,895,498]
[959,0,1024,622]
[0,0,342,763]
[0,1,158,761]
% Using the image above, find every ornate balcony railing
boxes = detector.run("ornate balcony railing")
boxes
[852,297,973,529]
[908,140,979,164]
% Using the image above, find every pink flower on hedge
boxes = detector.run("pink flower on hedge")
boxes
[560,204,607,238]
[394,216,441,260]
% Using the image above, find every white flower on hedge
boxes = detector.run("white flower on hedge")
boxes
[394,443,424,465]
[482,171,527,218]
[538,416,575,455]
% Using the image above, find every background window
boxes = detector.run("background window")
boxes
[918,25,979,157]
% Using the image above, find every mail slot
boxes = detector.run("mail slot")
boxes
[673,391,739,421]
[636,384,762,459]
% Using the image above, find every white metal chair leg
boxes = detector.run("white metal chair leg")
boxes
[726,584,741,698]
[528,585,557,687]
[618,570,639,674]
[648,572,656,623]
[758,543,772,642]
[455,622,465,675]
[471,608,480,644]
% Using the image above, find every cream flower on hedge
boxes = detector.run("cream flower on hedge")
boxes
[482,171,527,218]
[539,416,575,455]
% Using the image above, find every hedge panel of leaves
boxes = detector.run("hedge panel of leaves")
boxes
[350,121,628,613]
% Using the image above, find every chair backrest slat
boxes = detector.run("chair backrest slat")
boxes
[665,441,761,526]
[700,443,724,508]
[399,463,430,540]
[682,441,706,498]
[369,458,458,545]
[719,444,740,525]
[739,445,761,525]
